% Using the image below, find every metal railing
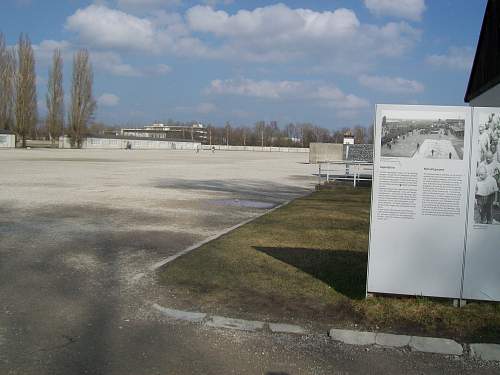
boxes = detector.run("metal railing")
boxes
[318,160,373,187]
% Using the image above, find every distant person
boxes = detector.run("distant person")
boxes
[126,141,132,150]
[211,145,215,153]
[431,149,434,157]
[476,165,498,224]
[417,143,420,150]
[449,152,452,159]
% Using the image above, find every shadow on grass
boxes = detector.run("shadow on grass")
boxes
[255,247,368,300]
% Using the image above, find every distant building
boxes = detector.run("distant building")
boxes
[343,131,355,145]
[59,134,201,150]
[111,122,208,143]
[465,0,500,106]
[0,130,15,148]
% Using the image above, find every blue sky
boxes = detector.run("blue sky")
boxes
[0,0,487,129]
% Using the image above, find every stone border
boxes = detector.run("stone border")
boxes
[330,329,463,356]
[151,302,500,361]
[151,302,306,335]
[470,344,500,361]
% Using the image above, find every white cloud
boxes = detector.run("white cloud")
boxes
[184,4,420,69]
[89,51,140,76]
[426,46,474,71]
[187,4,359,39]
[33,37,170,78]
[208,79,302,99]
[364,0,426,21]
[98,93,120,107]
[206,78,369,110]
[64,4,419,72]
[66,5,158,52]
[65,5,207,58]
[359,75,424,94]
[33,40,72,63]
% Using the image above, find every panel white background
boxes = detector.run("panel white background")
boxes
[368,104,472,298]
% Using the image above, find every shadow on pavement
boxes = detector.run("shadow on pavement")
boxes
[154,178,312,202]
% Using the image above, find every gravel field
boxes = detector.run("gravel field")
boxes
[0,148,316,296]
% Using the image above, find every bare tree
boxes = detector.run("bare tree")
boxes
[353,125,367,144]
[15,33,37,147]
[255,121,265,147]
[46,49,64,144]
[0,33,16,131]
[366,123,374,144]
[68,49,96,147]
[224,121,231,146]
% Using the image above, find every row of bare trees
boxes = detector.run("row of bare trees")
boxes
[203,122,373,147]
[0,32,96,147]
[152,119,372,147]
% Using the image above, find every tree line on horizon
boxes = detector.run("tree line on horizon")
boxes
[93,120,374,147]
[134,120,374,147]
[203,121,374,147]
[0,32,95,147]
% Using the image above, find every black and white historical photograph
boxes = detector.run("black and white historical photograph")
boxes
[381,114,465,160]
[474,112,500,225]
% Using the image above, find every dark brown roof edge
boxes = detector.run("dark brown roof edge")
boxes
[465,0,493,102]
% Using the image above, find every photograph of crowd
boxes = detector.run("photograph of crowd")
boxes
[474,112,500,225]
[381,115,465,159]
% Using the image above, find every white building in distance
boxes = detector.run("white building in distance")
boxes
[118,122,208,143]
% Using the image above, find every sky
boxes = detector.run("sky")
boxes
[0,0,488,129]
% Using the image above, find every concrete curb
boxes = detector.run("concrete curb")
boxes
[151,303,207,323]
[470,344,500,362]
[375,333,411,348]
[329,329,464,356]
[269,323,307,335]
[409,336,463,356]
[329,329,375,346]
[205,316,265,332]
[152,302,499,362]
[151,301,307,335]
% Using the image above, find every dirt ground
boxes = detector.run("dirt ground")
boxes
[0,148,498,374]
